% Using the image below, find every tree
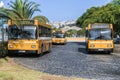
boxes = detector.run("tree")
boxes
[8,0,40,19]
[111,0,120,35]
[0,0,40,20]
[66,29,77,37]
[76,0,120,36]
[0,0,41,27]
[112,0,120,5]
[33,15,49,23]
[77,29,85,37]
[0,8,10,19]
[76,7,100,28]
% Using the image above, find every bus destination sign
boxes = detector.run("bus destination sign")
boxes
[12,20,34,25]
[91,23,110,29]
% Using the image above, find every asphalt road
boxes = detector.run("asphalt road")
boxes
[14,42,120,80]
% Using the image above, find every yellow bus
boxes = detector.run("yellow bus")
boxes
[85,23,114,53]
[8,20,52,56]
[52,30,67,44]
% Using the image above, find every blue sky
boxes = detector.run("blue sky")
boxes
[2,0,112,22]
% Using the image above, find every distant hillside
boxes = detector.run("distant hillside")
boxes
[50,20,81,31]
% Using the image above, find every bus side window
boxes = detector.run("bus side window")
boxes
[39,26,44,37]
[47,28,51,37]
[39,25,51,37]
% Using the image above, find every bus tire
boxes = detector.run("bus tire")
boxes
[107,51,111,54]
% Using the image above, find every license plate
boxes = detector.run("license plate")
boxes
[18,50,26,53]
[98,49,104,51]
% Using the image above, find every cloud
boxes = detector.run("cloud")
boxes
[0,1,4,8]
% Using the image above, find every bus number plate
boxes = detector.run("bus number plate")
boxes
[98,49,104,51]
[19,50,26,53]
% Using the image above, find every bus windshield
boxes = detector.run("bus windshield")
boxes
[89,29,112,40]
[21,26,37,39]
[8,25,37,40]
[8,25,19,40]
[53,33,65,38]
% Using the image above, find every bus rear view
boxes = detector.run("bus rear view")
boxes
[86,23,114,54]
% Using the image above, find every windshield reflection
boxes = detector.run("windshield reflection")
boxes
[8,25,37,40]
[21,26,36,39]
[8,25,19,40]
[53,33,65,38]
[89,29,112,40]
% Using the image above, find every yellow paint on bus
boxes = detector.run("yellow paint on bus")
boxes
[85,23,114,53]
[52,30,67,44]
[8,20,52,55]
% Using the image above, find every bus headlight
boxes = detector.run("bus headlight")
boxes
[31,45,36,48]
[90,44,95,47]
[107,44,112,47]
[9,45,13,48]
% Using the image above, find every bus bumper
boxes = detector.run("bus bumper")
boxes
[52,42,66,44]
[8,50,37,54]
[88,49,113,52]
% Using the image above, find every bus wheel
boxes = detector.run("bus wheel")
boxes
[107,51,111,54]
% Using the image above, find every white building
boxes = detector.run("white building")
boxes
[51,20,81,31]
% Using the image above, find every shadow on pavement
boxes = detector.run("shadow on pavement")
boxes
[72,42,86,46]
[8,52,49,58]
[87,51,112,55]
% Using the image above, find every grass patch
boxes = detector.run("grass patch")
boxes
[0,58,42,80]
[0,60,3,65]
[0,72,14,80]
[0,58,8,65]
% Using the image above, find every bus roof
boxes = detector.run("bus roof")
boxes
[38,21,51,29]
[8,19,52,29]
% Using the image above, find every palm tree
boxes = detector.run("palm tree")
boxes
[0,0,41,27]
[112,0,120,5]
[8,0,40,19]
[0,8,23,21]
[0,0,51,26]
[33,15,49,23]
